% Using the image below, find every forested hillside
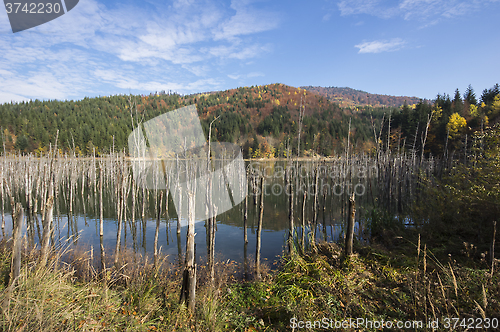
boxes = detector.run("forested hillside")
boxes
[0,83,498,158]
[302,86,423,108]
[0,84,379,157]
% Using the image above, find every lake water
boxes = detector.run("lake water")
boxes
[1,159,378,267]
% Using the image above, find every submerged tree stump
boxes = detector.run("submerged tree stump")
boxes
[180,186,197,312]
[345,193,356,256]
[255,176,265,280]
[10,203,24,283]
[39,196,54,269]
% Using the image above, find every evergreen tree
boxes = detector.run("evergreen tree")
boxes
[463,84,477,106]
[452,88,464,116]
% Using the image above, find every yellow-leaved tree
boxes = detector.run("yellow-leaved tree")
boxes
[446,112,467,139]
[469,104,479,118]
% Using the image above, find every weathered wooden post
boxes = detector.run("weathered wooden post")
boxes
[345,193,356,256]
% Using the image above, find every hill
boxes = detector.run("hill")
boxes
[1,83,498,158]
[0,84,381,158]
[301,86,424,108]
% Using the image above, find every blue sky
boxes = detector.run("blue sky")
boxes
[1,0,499,104]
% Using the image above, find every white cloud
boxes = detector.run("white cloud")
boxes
[355,38,406,53]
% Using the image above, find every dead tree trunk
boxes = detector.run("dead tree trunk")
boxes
[244,190,248,244]
[114,161,124,268]
[99,163,105,273]
[301,191,307,251]
[180,188,197,312]
[345,193,356,256]
[10,203,24,283]
[255,176,265,279]
[39,196,54,268]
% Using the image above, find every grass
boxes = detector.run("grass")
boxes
[0,231,499,331]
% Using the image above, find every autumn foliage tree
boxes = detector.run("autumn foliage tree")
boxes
[446,112,467,139]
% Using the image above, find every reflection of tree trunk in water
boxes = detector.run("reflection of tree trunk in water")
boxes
[114,170,123,268]
[26,209,34,247]
[131,178,137,252]
[243,241,248,281]
[69,177,74,243]
[206,218,210,278]
[244,188,248,244]
[142,218,147,252]
[81,174,87,222]
[177,231,182,268]
[288,175,294,255]
[176,155,181,235]
[123,179,128,248]
[209,209,216,283]
[312,166,319,244]
[322,189,327,241]
[154,191,163,269]
[255,176,264,280]
[165,188,169,246]
[35,211,42,247]
[100,234,106,284]
[131,178,136,225]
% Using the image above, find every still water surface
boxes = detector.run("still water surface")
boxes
[2,160,373,266]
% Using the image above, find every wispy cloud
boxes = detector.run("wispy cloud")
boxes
[338,0,499,21]
[228,71,265,80]
[0,0,280,103]
[355,38,406,53]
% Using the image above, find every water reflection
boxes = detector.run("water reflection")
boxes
[1,160,375,267]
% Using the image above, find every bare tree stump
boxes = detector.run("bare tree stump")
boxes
[10,203,24,283]
[345,193,356,256]
[39,196,54,268]
[255,176,265,280]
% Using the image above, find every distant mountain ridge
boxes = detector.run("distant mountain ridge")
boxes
[301,86,424,108]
